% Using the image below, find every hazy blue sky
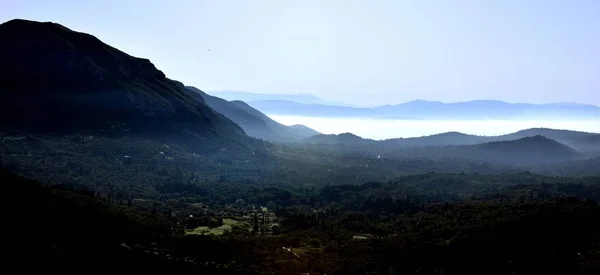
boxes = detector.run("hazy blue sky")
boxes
[3,0,599,106]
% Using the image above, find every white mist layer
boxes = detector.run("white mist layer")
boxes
[268,115,600,140]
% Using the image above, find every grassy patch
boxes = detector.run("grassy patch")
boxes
[222,218,238,226]
[185,219,247,236]
[185,226,227,236]
[185,226,210,235]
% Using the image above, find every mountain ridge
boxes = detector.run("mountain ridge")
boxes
[0,19,248,150]
[247,99,600,120]
[302,128,600,153]
[186,86,320,142]
[301,133,583,166]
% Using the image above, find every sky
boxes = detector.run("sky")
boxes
[2,0,600,107]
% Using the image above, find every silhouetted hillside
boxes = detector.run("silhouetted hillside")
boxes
[300,128,599,158]
[383,132,490,147]
[387,136,580,165]
[299,133,580,165]
[301,131,487,147]
[185,86,319,141]
[228,99,320,140]
[496,128,600,153]
[0,19,245,149]
[302,133,375,145]
[460,136,580,165]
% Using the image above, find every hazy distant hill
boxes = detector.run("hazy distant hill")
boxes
[299,130,587,165]
[391,136,581,166]
[463,135,580,165]
[209,91,351,106]
[0,19,246,149]
[288,124,321,138]
[494,128,600,153]
[302,128,599,154]
[302,132,376,145]
[248,99,600,120]
[228,100,320,140]
[186,87,320,142]
[382,132,490,147]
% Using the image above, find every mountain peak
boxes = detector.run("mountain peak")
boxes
[338,132,361,138]
[1,18,64,29]
[0,19,246,146]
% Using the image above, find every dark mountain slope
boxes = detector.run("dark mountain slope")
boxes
[302,132,375,145]
[495,128,600,153]
[0,19,244,147]
[301,131,488,147]
[383,131,490,147]
[289,124,321,138]
[185,86,319,141]
[228,100,320,140]
[300,133,579,165]
[464,135,580,165]
[300,128,599,154]
[379,136,581,166]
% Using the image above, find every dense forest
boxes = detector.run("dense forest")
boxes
[4,168,600,274]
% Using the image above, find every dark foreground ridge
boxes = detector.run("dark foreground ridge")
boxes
[0,19,246,149]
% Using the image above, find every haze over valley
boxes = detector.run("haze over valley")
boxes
[268,116,600,140]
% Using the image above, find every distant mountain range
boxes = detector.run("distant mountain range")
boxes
[209,91,352,106]
[303,128,600,151]
[463,135,580,165]
[299,128,600,165]
[246,99,600,120]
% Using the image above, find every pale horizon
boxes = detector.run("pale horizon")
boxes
[208,90,600,107]
[268,115,600,140]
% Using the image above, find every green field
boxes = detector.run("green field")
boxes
[222,218,238,226]
[185,218,248,236]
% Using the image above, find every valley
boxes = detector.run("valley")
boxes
[1,18,600,275]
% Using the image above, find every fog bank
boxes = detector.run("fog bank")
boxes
[269,115,600,140]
